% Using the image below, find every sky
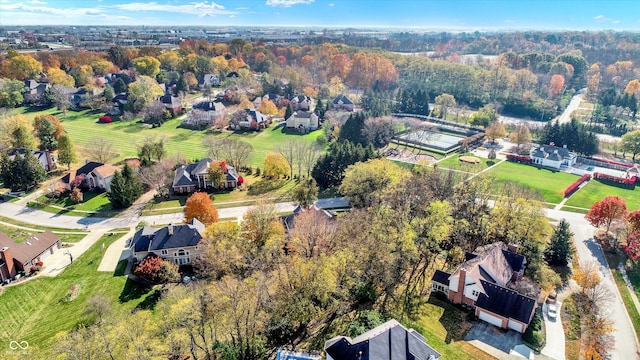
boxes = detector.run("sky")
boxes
[0,0,638,30]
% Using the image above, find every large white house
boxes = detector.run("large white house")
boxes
[530,144,577,169]
[285,111,319,131]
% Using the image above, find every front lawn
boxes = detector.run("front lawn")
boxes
[483,161,579,204]
[37,191,112,213]
[436,153,497,173]
[0,233,156,358]
[563,180,640,211]
[0,215,88,243]
[14,108,324,169]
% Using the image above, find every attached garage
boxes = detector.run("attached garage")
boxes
[508,319,525,333]
[478,310,503,328]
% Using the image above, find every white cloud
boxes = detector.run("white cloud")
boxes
[593,14,621,24]
[3,2,105,16]
[115,1,236,16]
[328,3,334,6]
[266,0,314,7]
[27,0,47,4]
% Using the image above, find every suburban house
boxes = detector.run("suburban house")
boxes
[281,205,337,233]
[61,161,118,192]
[109,92,129,115]
[159,94,182,116]
[130,219,205,266]
[0,230,61,282]
[431,242,536,333]
[331,95,354,112]
[285,111,319,132]
[253,93,282,108]
[182,101,226,129]
[324,319,441,360]
[230,108,270,131]
[23,79,50,105]
[200,73,220,88]
[530,144,577,169]
[291,95,314,111]
[172,158,239,194]
[8,148,56,171]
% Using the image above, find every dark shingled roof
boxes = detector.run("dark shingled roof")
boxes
[502,250,526,273]
[476,280,536,324]
[61,161,104,184]
[325,319,441,360]
[465,252,478,261]
[132,219,205,253]
[332,95,354,105]
[432,270,451,285]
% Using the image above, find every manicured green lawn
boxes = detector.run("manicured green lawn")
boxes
[0,233,155,358]
[14,108,323,169]
[483,161,579,204]
[0,216,88,243]
[37,191,112,213]
[436,153,497,173]
[564,180,640,211]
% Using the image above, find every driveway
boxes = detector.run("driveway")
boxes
[464,321,525,358]
[541,301,564,360]
[545,209,640,360]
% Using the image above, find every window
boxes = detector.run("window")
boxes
[472,290,480,297]
[178,249,185,256]
[161,250,168,255]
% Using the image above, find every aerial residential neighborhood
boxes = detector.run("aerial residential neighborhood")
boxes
[1,1,640,360]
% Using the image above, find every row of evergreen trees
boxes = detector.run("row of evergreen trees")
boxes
[538,119,599,156]
[0,152,46,192]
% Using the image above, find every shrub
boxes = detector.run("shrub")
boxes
[593,172,636,189]
[36,261,43,266]
[564,173,591,197]
[99,115,113,123]
[237,176,244,185]
[506,154,532,164]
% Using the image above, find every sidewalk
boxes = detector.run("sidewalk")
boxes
[97,227,136,272]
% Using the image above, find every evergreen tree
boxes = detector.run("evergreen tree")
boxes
[338,112,366,145]
[284,103,294,120]
[176,75,189,93]
[11,125,36,149]
[35,116,58,151]
[545,219,574,266]
[108,164,142,209]
[57,133,77,170]
[1,152,46,191]
[113,78,128,94]
[312,140,378,188]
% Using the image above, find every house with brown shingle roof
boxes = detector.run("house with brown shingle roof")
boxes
[0,230,61,282]
[431,242,537,333]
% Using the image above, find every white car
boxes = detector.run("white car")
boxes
[548,303,558,320]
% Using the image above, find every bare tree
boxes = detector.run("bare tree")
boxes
[203,135,221,160]
[142,99,166,125]
[298,141,321,179]
[363,116,396,148]
[288,209,335,258]
[85,137,118,163]
[138,159,175,193]
[203,137,254,170]
[48,85,72,116]
[278,140,298,179]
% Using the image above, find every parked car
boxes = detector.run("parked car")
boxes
[546,290,557,304]
[548,303,558,320]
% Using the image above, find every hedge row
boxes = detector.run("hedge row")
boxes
[564,173,591,197]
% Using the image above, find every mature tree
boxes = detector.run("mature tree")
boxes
[34,114,64,151]
[0,114,33,149]
[544,219,574,266]
[206,160,226,189]
[184,192,219,225]
[241,203,284,249]
[11,123,37,149]
[471,105,499,128]
[312,140,377,188]
[0,151,46,191]
[90,59,114,76]
[509,124,532,150]
[258,99,278,115]
[548,74,565,98]
[47,85,73,116]
[56,133,77,170]
[263,152,290,179]
[85,137,118,163]
[291,178,319,208]
[340,159,404,208]
[132,56,161,77]
[47,68,75,87]
[363,116,396,148]
[204,138,253,170]
[620,130,640,161]
[108,164,143,209]
[142,99,168,125]
[6,54,43,80]
[287,208,334,258]
[586,196,627,233]
[137,136,166,166]
[434,93,456,120]
[284,102,294,121]
[113,77,128,94]
[138,159,174,193]
[626,210,640,234]
[70,65,94,87]
[128,75,164,113]
[338,112,367,145]
[0,79,27,108]
[70,187,83,203]
[134,256,164,282]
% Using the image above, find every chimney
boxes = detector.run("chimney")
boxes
[507,244,519,254]
[168,224,173,235]
[1,247,16,278]
[452,269,466,304]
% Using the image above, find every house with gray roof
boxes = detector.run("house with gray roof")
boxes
[172,158,239,194]
[431,242,536,333]
[324,319,441,360]
[331,95,354,112]
[8,148,56,172]
[130,219,204,266]
[530,144,577,169]
[291,95,314,111]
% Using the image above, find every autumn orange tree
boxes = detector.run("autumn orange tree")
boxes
[184,192,218,225]
[586,196,627,233]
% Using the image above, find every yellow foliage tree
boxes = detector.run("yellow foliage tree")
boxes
[263,152,290,179]
[7,54,43,81]
[184,192,219,225]
[258,99,277,115]
[47,68,75,87]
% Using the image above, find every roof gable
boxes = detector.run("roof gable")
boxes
[476,280,536,324]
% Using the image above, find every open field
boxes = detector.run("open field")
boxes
[14,108,323,169]
[564,180,640,211]
[483,161,579,204]
[0,234,155,358]
[436,153,497,173]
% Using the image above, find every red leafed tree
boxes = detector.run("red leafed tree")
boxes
[134,256,163,282]
[626,210,640,233]
[622,232,640,261]
[184,192,218,225]
[548,74,565,98]
[70,174,84,189]
[586,196,628,233]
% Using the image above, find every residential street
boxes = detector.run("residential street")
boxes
[545,209,639,360]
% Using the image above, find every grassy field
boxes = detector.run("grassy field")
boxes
[564,180,640,211]
[436,153,497,173]
[36,191,113,213]
[483,161,579,204]
[14,107,323,169]
[0,233,156,358]
[412,296,495,359]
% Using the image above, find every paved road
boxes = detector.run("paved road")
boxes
[541,301,564,360]
[545,209,639,360]
[557,88,586,125]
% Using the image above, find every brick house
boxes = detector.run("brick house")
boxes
[0,230,61,282]
[172,158,239,194]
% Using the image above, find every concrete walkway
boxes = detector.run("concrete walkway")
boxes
[97,227,136,272]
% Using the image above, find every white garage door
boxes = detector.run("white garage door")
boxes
[478,310,503,328]
[508,319,524,333]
